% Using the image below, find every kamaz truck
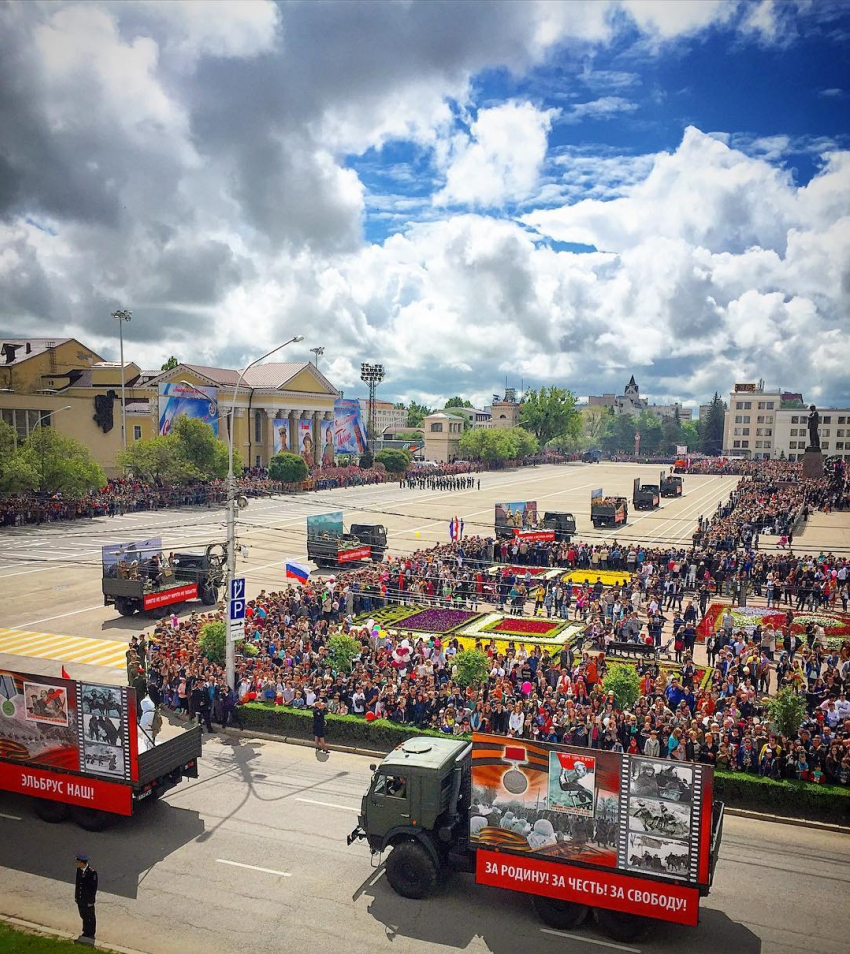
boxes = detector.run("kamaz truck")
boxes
[102,540,226,617]
[348,734,723,944]
[306,511,387,568]
[590,495,628,528]
[633,477,661,510]
[494,502,575,543]
[660,471,684,497]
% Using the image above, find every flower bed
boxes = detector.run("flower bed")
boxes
[394,607,481,634]
[697,602,850,647]
[483,616,565,638]
[486,565,559,578]
[563,569,632,588]
[354,605,420,628]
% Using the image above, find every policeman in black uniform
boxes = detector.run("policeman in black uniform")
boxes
[74,851,98,943]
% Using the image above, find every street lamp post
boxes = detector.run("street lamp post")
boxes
[112,310,132,453]
[360,363,385,456]
[309,346,325,369]
[224,336,303,689]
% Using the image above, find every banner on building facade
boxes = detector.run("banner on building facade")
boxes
[298,418,315,468]
[158,383,219,437]
[273,418,290,455]
[332,399,367,455]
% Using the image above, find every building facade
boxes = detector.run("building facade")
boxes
[488,389,520,429]
[422,412,464,462]
[357,398,408,435]
[587,375,692,420]
[722,383,781,458]
[438,406,491,428]
[773,408,850,461]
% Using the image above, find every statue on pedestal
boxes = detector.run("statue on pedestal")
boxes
[807,405,820,450]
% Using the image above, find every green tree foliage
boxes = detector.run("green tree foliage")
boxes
[581,407,609,445]
[634,410,664,455]
[160,356,179,371]
[328,633,361,673]
[445,396,473,408]
[406,401,432,427]
[0,420,37,493]
[453,648,491,688]
[199,620,226,664]
[458,426,537,461]
[767,688,807,738]
[359,451,374,469]
[269,452,308,483]
[117,416,241,482]
[19,428,106,494]
[701,392,726,455]
[661,415,683,454]
[601,413,639,455]
[519,387,580,445]
[680,420,700,450]
[602,664,640,711]
[375,448,411,473]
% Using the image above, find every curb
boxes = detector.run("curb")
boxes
[0,912,150,954]
[221,727,385,759]
[723,806,850,834]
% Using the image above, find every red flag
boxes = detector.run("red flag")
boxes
[61,666,70,680]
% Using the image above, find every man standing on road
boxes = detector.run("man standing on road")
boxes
[74,852,98,944]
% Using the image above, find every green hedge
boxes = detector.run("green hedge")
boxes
[238,704,850,824]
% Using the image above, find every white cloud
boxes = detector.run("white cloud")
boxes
[561,96,638,123]
[434,102,557,207]
[620,0,737,38]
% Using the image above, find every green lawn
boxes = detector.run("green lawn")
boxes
[0,922,119,953]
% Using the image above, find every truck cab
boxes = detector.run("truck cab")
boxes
[540,511,576,542]
[582,449,602,463]
[632,477,661,510]
[350,523,388,562]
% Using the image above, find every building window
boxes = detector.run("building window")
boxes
[1,408,44,442]
[755,440,763,448]
[838,416,846,425]
[822,441,829,449]
[758,402,764,410]
[733,427,741,436]
[823,428,830,437]
[735,415,742,424]
[254,410,263,444]
[764,441,771,448]
[791,416,799,424]
[837,442,845,450]
[133,425,142,441]
[823,416,831,424]
[742,428,750,435]
[790,428,797,437]
[736,402,744,410]
[733,440,741,448]
[742,440,749,447]
[766,402,774,409]
[430,422,443,433]
[743,415,750,423]
[744,402,751,409]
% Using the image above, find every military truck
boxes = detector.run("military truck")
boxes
[582,448,602,463]
[348,734,723,943]
[633,477,661,510]
[306,511,387,568]
[660,471,684,497]
[590,495,628,528]
[102,540,226,617]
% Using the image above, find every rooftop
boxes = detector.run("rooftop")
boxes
[1,338,72,365]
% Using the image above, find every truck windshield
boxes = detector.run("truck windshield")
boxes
[374,774,408,799]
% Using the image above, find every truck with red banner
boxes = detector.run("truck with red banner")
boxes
[0,667,201,830]
[101,538,226,617]
[306,511,387,568]
[590,493,629,528]
[494,501,576,543]
[348,733,723,943]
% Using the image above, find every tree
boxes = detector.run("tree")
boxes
[0,421,40,493]
[199,620,226,664]
[269,452,308,483]
[582,407,609,445]
[602,664,640,711]
[406,402,431,427]
[445,396,473,408]
[22,428,106,494]
[160,356,179,371]
[519,387,580,445]
[661,415,683,454]
[375,448,411,473]
[328,633,360,673]
[359,451,374,469]
[680,420,700,451]
[601,413,638,455]
[767,687,806,738]
[635,411,664,455]
[701,392,726,455]
[458,427,537,462]
[453,649,491,688]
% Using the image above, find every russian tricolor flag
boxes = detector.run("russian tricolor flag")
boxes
[285,559,310,584]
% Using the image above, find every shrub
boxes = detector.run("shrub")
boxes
[767,687,806,738]
[602,663,640,711]
[375,448,411,473]
[239,641,259,657]
[359,451,374,469]
[328,633,360,673]
[269,452,308,484]
[453,648,491,688]
[199,621,226,664]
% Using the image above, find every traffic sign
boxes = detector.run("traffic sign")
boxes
[230,578,245,601]
[229,618,243,643]
[229,598,246,621]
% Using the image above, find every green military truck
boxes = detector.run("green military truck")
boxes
[633,477,661,510]
[349,734,723,943]
[660,470,684,497]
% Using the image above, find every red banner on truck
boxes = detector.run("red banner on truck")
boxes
[143,583,198,610]
[338,546,372,563]
[0,762,133,815]
[513,530,555,542]
[476,849,700,926]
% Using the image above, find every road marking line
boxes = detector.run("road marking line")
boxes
[295,797,359,812]
[15,605,111,628]
[367,869,385,887]
[540,928,641,952]
[216,859,291,877]
[0,813,22,821]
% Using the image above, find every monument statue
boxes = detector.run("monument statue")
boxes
[807,404,820,450]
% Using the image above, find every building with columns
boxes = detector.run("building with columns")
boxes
[143,361,339,470]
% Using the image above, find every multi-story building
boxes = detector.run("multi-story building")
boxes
[722,382,781,458]
[358,398,407,435]
[422,411,464,461]
[773,408,850,461]
[587,375,692,420]
[438,406,491,428]
[487,389,520,429]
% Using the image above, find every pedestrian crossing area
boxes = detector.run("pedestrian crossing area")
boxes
[0,627,127,669]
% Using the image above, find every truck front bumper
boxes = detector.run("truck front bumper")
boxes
[347,824,366,846]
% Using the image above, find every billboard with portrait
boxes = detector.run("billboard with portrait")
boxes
[306,511,344,542]
[273,418,290,455]
[332,399,367,455]
[298,418,315,468]
[494,501,540,532]
[158,383,219,437]
[469,733,711,886]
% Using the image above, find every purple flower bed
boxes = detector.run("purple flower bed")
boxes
[397,608,481,634]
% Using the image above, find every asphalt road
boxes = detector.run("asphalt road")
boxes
[0,733,847,954]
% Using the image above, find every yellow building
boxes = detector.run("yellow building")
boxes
[0,337,340,476]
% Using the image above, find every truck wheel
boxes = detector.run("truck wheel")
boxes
[34,798,70,823]
[594,908,650,943]
[592,519,599,529]
[115,598,135,617]
[532,896,589,930]
[385,841,439,899]
[72,807,115,832]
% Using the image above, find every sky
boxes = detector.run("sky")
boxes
[1,0,848,411]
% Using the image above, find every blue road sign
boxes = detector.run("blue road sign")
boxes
[230,578,245,601]
[229,598,246,621]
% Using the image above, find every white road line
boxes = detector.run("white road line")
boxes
[295,797,359,812]
[367,869,385,887]
[216,859,291,877]
[540,928,641,952]
[0,563,74,579]
[0,813,22,821]
[14,605,108,628]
